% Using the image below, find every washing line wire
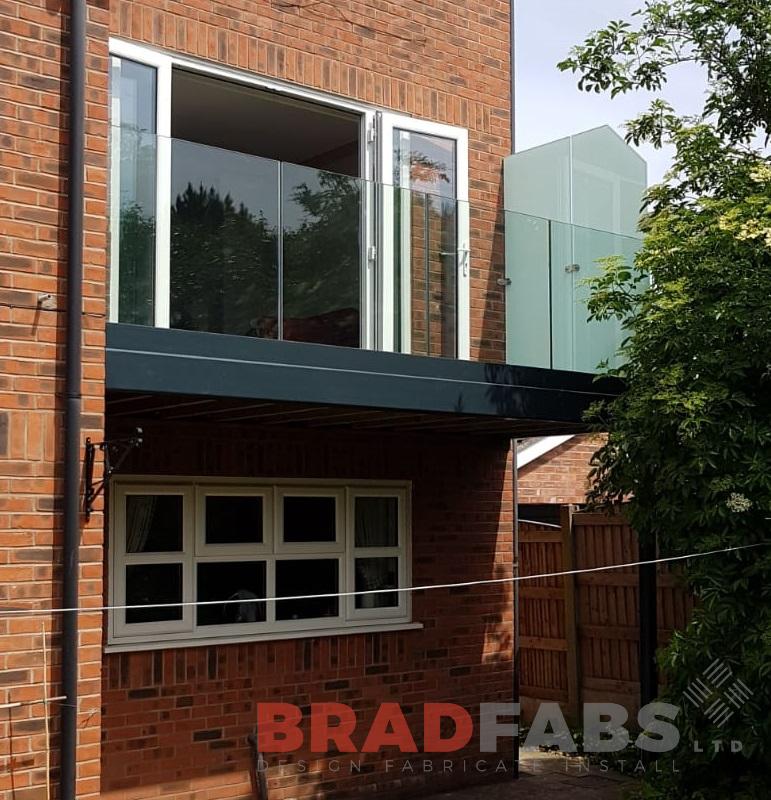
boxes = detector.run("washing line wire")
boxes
[0,542,766,618]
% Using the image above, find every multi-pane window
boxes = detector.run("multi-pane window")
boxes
[110,482,410,647]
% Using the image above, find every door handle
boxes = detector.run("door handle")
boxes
[458,247,470,277]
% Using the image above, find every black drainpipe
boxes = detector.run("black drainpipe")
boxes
[61,1,86,798]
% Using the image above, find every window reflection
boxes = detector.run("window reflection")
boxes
[125,563,183,624]
[170,141,279,337]
[393,130,458,357]
[282,164,361,348]
[275,559,340,620]
[196,561,267,626]
[393,130,456,199]
[112,58,157,326]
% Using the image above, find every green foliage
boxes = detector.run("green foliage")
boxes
[558,0,771,145]
[560,2,771,797]
[282,171,361,341]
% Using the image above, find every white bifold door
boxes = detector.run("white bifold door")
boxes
[378,114,469,359]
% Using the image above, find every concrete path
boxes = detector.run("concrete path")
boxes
[427,751,635,800]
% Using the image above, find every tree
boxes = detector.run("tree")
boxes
[559,3,771,797]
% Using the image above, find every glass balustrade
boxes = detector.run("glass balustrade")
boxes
[110,127,464,358]
[111,125,157,327]
[110,128,641,370]
[505,210,642,373]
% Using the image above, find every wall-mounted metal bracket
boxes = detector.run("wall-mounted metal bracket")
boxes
[83,428,143,519]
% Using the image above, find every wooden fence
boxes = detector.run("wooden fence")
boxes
[517,507,693,722]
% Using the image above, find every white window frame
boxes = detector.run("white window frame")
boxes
[275,487,345,553]
[108,39,470,358]
[196,486,273,555]
[346,487,410,621]
[108,38,377,341]
[193,486,274,637]
[107,478,413,650]
[108,54,122,323]
[272,552,345,632]
[111,484,195,639]
[109,40,172,328]
[193,554,271,638]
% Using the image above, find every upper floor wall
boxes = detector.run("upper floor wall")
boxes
[109,0,513,362]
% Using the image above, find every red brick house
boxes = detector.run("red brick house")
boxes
[0,2,623,799]
[517,434,603,519]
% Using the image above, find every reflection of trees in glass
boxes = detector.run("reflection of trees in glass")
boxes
[135,164,362,347]
[283,171,361,348]
[170,184,278,338]
[407,151,452,194]
[117,128,156,326]
[119,202,155,325]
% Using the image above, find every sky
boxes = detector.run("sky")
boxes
[515,0,706,185]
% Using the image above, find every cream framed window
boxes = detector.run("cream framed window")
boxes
[111,484,195,640]
[275,487,345,553]
[347,488,410,621]
[108,479,412,650]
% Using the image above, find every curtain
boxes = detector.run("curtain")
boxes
[126,495,157,553]
[355,497,397,547]
[355,497,398,609]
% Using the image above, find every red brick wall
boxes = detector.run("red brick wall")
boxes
[108,0,512,362]
[2,1,513,796]
[99,421,515,799]
[0,1,109,798]
[518,435,603,506]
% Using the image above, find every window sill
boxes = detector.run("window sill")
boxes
[104,621,424,653]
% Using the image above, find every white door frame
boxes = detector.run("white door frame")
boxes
[110,39,173,328]
[360,111,377,349]
[378,113,470,358]
[108,40,470,358]
[110,38,379,343]
[108,54,122,324]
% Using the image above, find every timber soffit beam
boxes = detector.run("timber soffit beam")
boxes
[105,323,622,429]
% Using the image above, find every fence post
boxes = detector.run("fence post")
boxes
[560,504,581,726]
[512,443,520,779]
[639,533,658,708]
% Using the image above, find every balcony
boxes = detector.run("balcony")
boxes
[503,126,646,373]
[504,211,642,373]
[107,127,627,435]
[110,127,466,360]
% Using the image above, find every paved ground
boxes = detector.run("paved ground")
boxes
[427,750,635,800]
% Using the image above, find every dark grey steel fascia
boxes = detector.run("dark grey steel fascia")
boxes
[106,323,621,424]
